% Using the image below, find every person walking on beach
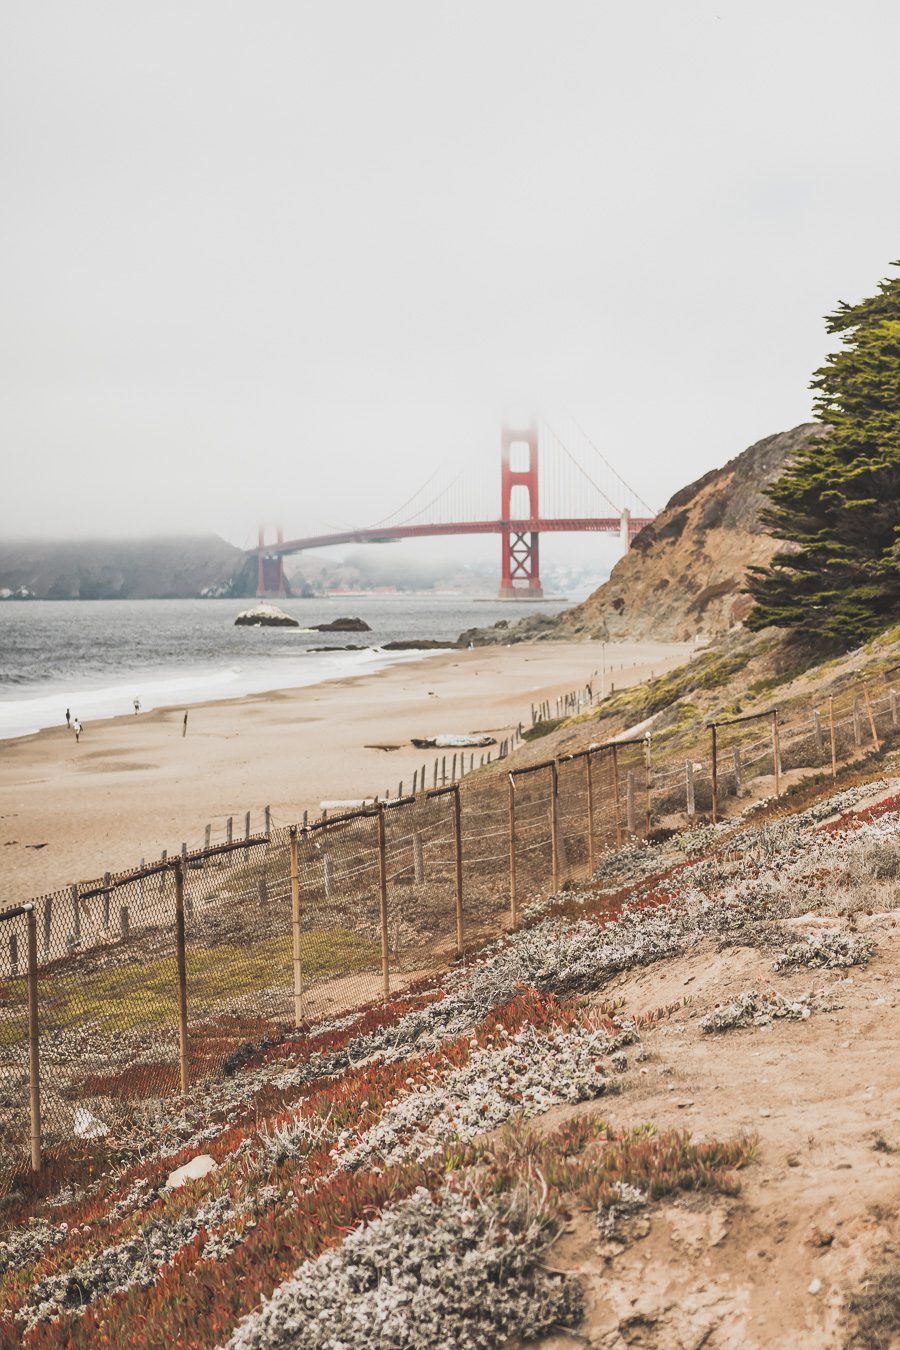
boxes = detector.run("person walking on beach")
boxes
[133,697,141,715]
[73,718,83,742]
[65,708,71,728]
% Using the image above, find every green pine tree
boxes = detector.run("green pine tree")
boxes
[746,263,900,647]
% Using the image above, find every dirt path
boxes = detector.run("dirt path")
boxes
[526,916,900,1348]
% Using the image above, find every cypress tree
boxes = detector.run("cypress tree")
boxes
[746,264,900,647]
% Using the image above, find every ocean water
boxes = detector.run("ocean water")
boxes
[0,594,579,740]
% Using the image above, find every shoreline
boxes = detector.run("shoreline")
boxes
[0,638,692,903]
[0,645,442,744]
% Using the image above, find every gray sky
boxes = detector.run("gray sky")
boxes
[1,0,898,561]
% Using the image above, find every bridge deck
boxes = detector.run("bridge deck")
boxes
[261,518,653,555]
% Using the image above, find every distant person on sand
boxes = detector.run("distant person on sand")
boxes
[133,697,141,714]
[73,718,83,742]
[65,708,71,728]
[182,711,188,737]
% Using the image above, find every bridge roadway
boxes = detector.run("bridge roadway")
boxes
[262,517,652,555]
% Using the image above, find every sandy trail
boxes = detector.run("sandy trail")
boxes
[0,638,690,903]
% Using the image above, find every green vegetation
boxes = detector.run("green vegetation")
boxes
[585,647,754,730]
[748,264,900,647]
[0,928,379,1045]
[522,716,564,741]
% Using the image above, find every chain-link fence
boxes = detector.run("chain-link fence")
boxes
[2,671,898,1195]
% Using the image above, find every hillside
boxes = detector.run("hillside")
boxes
[1,772,897,1348]
[0,536,260,600]
[461,422,826,646]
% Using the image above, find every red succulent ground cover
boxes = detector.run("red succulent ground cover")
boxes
[818,788,900,832]
[3,779,891,1348]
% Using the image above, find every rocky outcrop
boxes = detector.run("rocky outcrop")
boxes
[234,604,299,628]
[312,617,371,633]
[458,423,826,646]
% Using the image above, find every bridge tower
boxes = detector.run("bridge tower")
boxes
[256,527,287,599]
[499,422,542,599]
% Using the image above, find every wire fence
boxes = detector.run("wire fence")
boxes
[1,673,898,1194]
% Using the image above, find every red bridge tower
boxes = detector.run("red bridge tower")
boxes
[499,422,542,599]
[256,527,287,598]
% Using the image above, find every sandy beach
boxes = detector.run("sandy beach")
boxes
[0,638,690,903]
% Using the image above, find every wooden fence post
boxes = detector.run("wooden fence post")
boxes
[244,811,251,860]
[508,774,518,927]
[265,805,271,837]
[645,736,653,833]
[686,760,695,817]
[452,784,464,955]
[862,681,880,752]
[173,861,189,1094]
[611,745,622,850]
[772,710,782,797]
[26,907,41,1174]
[584,753,595,877]
[204,823,212,857]
[42,897,52,960]
[70,883,81,946]
[710,724,718,824]
[550,760,560,891]
[377,806,390,1001]
[828,697,837,781]
[289,827,303,1026]
[102,872,111,933]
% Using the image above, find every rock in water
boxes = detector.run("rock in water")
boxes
[234,603,300,628]
[311,617,372,632]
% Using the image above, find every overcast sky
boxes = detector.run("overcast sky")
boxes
[1,0,898,560]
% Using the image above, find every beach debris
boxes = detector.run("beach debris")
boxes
[165,1154,218,1190]
[234,604,299,628]
[411,733,496,749]
[311,617,371,632]
[318,799,377,812]
[72,1108,109,1140]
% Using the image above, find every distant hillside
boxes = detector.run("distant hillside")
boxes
[460,423,826,645]
[0,535,263,600]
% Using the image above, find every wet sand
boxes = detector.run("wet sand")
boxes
[0,639,691,903]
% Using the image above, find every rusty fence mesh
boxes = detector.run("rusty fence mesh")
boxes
[510,763,554,901]
[0,908,30,1190]
[2,672,900,1195]
[296,812,387,1025]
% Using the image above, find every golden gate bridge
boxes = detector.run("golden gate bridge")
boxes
[253,419,655,599]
